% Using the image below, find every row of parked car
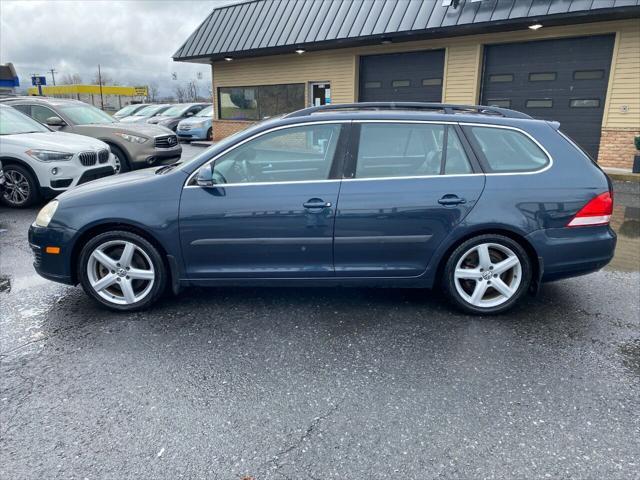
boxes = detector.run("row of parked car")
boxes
[114,102,213,142]
[0,98,209,208]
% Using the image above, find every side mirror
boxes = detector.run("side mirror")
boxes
[185,111,195,117]
[196,164,214,187]
[45,116,65,127]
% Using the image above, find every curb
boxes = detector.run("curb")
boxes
[605,171,640,183]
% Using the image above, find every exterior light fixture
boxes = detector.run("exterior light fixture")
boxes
[529,24,543,30]
[224,57,233,61]
[295,49,306,54]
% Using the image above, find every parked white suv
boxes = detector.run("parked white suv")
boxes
[0,105,116,208]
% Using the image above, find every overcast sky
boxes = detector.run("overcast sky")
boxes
[0,0,241,97]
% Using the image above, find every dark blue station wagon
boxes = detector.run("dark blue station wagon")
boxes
[29,103,616,314]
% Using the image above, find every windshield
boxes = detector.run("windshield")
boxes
[0,107,50,135]
[135,105,169,116]
[160,105,190,117]
[115,104,142,116]
[196,105,213,117]
[58,104,116,125]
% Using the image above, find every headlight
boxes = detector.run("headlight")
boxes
[115,132,148,144]
[191,120,207,128]
[35,200,59,228]
[26,150,74,162]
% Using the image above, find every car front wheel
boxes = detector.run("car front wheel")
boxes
[443,234,532,315]
[78,231,167,311]
[110,145,130,174]
[1,163,40,208]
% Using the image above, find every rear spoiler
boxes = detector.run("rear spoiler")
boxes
[546,120,561,130]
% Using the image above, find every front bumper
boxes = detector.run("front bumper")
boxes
[28,224,77,285]
[177,125,209,140]
[527,226,617,282]
[130,143,182,167]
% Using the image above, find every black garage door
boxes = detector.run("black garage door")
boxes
[481,35,615,159]
[359,50,445,103]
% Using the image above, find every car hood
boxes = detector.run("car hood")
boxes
[179,116,210,125]
[57,167,164,202]
[80,122,174,136]
[2,131,108,151]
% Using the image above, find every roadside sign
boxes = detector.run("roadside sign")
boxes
[134,86,148,96]
[31,76,46,86]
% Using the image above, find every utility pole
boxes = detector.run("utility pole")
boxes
[97,64,104,110]
[47,68,57,86]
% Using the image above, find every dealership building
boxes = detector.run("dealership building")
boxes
[174,0,640,169]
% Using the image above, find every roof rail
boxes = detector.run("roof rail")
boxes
[286,102,532,120]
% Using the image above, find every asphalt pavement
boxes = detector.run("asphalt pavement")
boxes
[1,146,638,479]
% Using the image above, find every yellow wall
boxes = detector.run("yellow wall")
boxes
[212,19,639,129]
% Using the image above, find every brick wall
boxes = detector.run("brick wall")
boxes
[212,120,256,141]
[597,128,640,169]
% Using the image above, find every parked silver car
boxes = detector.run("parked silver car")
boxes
[0,98,181,173]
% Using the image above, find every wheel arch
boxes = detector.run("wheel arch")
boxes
[0,156,41,188]
[101,140,131,162]
[431,226,542,291]
[70,221,171,285]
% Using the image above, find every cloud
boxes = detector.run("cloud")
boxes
[0,0,240,96]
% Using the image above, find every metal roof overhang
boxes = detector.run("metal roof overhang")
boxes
[174,5,640,64]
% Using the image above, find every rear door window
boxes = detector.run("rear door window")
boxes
[354,123,473,179]
[464,126,549,173]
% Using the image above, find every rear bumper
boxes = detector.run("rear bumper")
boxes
[527,226,617,282]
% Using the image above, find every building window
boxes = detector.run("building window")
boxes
[392,80,411,88]
[422,78,442,86]
[218,84,305,120]
[487,99,511,108]
[364,81,382,89]
[525,99,553,108]
[570,99,600,108]
[529,72,556,82]
[573,70,604,80]
[489,74,513,83]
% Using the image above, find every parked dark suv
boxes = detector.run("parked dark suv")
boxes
[28,103,616,314]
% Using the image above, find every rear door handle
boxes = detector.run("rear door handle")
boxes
[303,199,332,209]
[438,194,466,206]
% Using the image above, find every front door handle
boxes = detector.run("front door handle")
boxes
[303,199,332,209]
[438,194,466,206]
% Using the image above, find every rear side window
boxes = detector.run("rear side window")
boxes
[355,123,472,179]
[465,126,549,173]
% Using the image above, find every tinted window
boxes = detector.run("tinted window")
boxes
[210,124,342,184]
[364,81,381,89]
[570,99,600,108]
[11,104,31,115]
[489,74,513,83]
[392,80,411,87]
[422,78,442,86]
[574,70,604,80]
[31,105,58,124]
[467,126,549,172]
[487,99,511,108]
[529,72,556,82]
[218,84,304,120]
[526,99,553,108]
[355,123,472,179]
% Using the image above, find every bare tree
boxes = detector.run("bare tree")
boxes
[148,82,159,102]
[186,80,198,102]
[174,84,186,103]
[61,73,83,85]
[92,70,116,86]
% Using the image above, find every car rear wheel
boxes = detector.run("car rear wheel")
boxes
[443,234,532,315]
[110,145,130,174]
[1,163,40,208]
[78,231,166,311]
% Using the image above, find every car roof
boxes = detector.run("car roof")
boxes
[269,103,553,130]
[0,96,86,107]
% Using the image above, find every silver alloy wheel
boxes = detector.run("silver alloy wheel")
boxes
[113,155,122,174]
[3,170,30,206]
[454,242,522,309]
[86,240,155,305]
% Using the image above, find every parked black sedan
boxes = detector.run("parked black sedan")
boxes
[146,103,210,131]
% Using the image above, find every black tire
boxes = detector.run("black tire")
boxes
[78,230,167,312]
[1,163,40,208]
[442,234,532,315]
[206,127,213,141]
[110,145,130,173]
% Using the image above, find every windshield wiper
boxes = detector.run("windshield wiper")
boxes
[156,162,181,174]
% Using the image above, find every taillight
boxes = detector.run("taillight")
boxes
[567,191,613,227]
